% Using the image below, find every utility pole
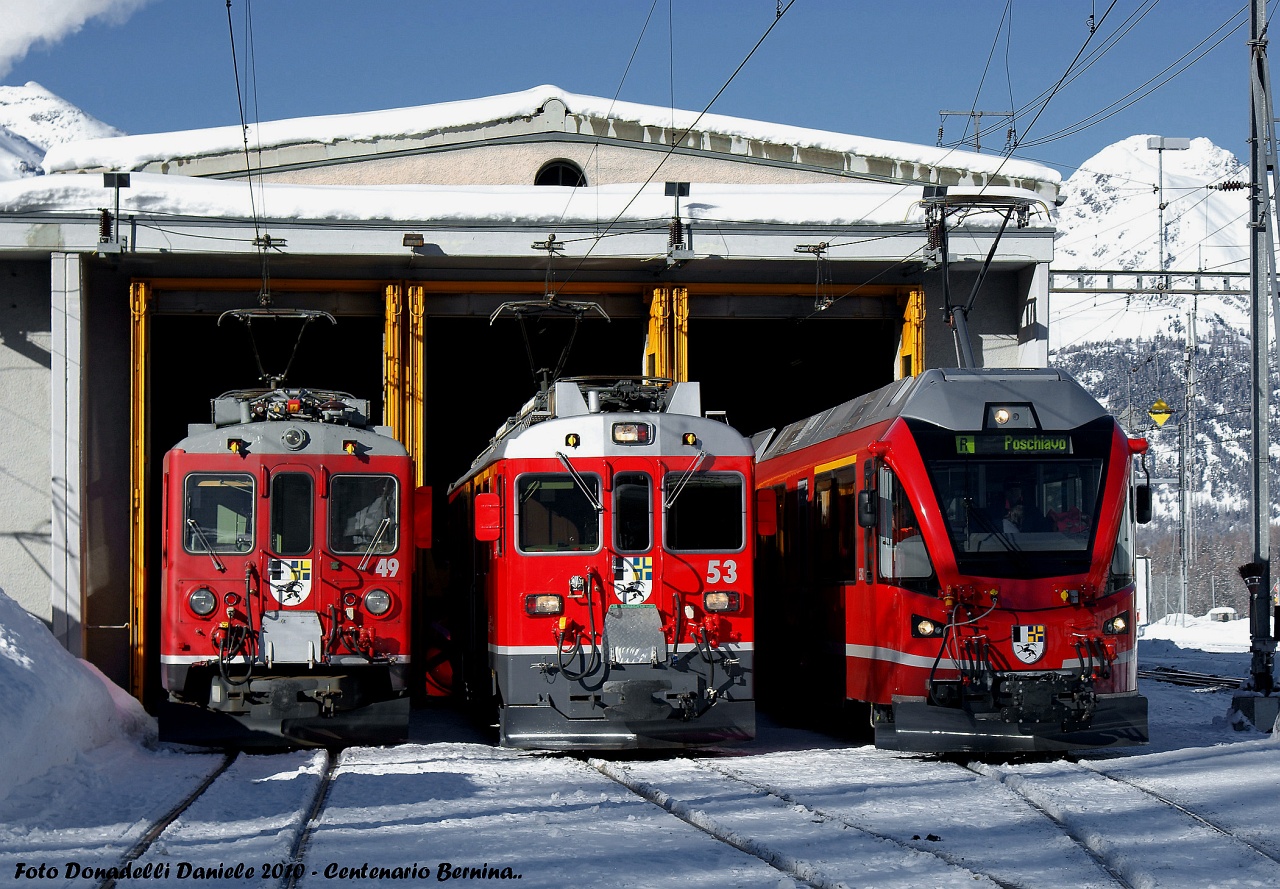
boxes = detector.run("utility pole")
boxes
[1147,136,1191,288]
[1180,303,1196,624]
[1234,0,1278,729]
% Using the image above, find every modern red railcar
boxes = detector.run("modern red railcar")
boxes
[755,368,1151,753]
[159,387,428,747]
[447,378,770,749]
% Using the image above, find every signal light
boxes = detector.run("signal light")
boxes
[565,433,580,448]
[703,591,740,613]
[226,438,248,454]
[343,440,358,455]
[526,594,564,615]
[682,432,698,446]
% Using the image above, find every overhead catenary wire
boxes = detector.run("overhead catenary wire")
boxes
[555,0,798,290]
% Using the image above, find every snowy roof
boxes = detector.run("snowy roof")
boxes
[41,85,1061,200]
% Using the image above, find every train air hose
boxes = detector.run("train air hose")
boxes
[557,569,603,680]
[926,597,998,706]
[217,563,260,687]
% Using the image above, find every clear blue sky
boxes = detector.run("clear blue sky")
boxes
[0,0,1258,176]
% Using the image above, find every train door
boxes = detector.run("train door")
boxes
[259,466,323,620]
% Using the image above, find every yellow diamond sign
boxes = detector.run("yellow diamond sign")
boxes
[1149,398,1173,427]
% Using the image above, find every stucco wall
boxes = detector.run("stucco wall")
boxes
[252,141,857,188]
[0,261,52,625]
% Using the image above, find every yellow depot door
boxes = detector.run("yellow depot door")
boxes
[643,286,688,381]
[897,287,925,379]
[383,282,426,481]
[128,280,152,700]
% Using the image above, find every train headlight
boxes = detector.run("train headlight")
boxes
[612,422,652,445]
[703,591,741,613]
[188,587,217,617]
[281,427,309,450]
[363,588,392,616]
[912,615,945,638]
[525,594,564,615]
[1104,612,1131,634]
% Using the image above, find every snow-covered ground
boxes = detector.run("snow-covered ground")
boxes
[1,589,1277,889]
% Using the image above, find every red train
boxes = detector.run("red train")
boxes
[159,386,429,746]
[447,377,769,749]
[755,368,1152,753]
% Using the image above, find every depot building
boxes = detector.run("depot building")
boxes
[0,85,1060,700]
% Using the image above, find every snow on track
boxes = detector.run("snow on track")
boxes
[973,757,1280,888]
[0,742,227,889]
[292,743,790,889]
[123,750,329,889]
[596,754,1003,889]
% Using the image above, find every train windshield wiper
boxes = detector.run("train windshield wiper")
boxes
[556,452,602,513]
[664,450,707,509]
[963,499,1021,554]
[357,517,393,571]
[185,518,227,573]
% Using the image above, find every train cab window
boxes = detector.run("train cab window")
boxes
[270,472,314,556]
[184,473,253,553]
[516,473,601,553]
[330,475,399,555]
[613,471,652,553]
[876,466,933,582]
[664,473,744,552]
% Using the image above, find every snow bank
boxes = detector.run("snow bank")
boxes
[1141,613,1252,653]
[0,586,154,802]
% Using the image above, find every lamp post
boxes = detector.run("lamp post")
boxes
[1146,136,1191,287]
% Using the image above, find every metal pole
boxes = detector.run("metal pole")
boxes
[1242,0,1276,701]
[1158,145,1166,287]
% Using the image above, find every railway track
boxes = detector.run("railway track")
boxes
[967,757,1280,887]
[1137,666,1243,689]
[96,753,239,889]
[87,749,338,889]
[588,755,1017,889]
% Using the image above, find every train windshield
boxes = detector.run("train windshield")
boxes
[516,473,601,552]
[909,418,1112,578]
[664,472,745,552]
[329,475,399,554]
[183,473,253,553]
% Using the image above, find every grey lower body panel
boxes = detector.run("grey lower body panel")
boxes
[160,665,409,748]
[493,648,755,750]
[877,691,1149,754]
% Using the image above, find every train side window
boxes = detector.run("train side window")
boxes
[516,473,601,553]
[815,468,859,578]
[330,475,399,555]
[184,473,254,553]
[664,472,745,553]
[270,472,314,556]
[876,466,933,581]
[613,471,652,553]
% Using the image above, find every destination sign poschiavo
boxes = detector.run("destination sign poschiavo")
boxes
[954,434,1073,455]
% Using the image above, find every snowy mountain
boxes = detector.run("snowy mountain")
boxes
[1049,134,1272,619]
[1052,134,1250,351]
[0,81,121,180]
